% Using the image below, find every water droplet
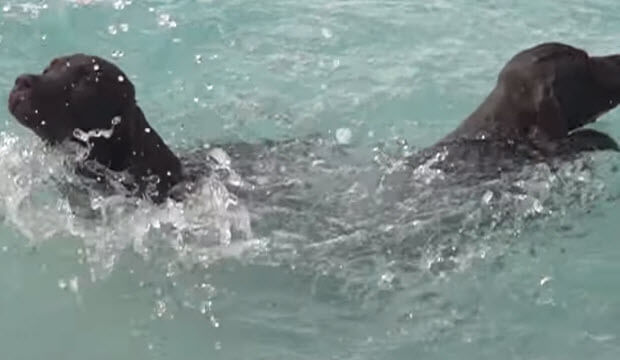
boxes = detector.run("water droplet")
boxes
[335,128,352,145]
[378,271,395,290]
[69,276,79,293]
[540,276,552,286]
[111,116,121,125]
[210,315,220,328]
[158,13,177,28]
[194,54,203,64]
[58,279,67,289]
[113,0,127,10]
[144,128,151,133]
[117,75,125,82]
[206,84,214,91]
[2,4,11,12]
[41,34,47,41]
[533,199,544,213]
[482,190,493,204]
[40,120,46,126]
[34,109,39,114]
[65,61,71,67]
[166,171,172,177]
[193,97,199,103]
[107,25,118,35]
[321,27,333,39]
[119,23,129,32]
[1,246,8,252]
[93,64,100,71]
[155,300,166,318]
[111,50,124,58]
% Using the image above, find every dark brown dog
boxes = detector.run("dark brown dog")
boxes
[8,54,183,202]
[411,42,620,176]
[7,43,620,204]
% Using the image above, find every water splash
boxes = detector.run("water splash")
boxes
[0,130,615,322]
[0,131,254,279]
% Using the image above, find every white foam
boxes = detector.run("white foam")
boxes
[0,131,254,279]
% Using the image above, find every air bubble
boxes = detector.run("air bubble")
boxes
[107,25,117,35]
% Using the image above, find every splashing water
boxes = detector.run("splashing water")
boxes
[0,131,254,279]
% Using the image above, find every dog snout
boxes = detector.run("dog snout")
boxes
[591,55,620,90]
[13,74,36,92]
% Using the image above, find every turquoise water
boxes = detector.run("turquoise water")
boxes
[1,0,620,359]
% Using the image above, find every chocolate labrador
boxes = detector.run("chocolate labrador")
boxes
[410,42,620,177]
[7,42,620,203]
[8,54,184,202]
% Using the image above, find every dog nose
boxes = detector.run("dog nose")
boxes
[13,74,35,91]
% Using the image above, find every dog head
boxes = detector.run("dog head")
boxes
[497,42,620,138]
[9,54,136,144]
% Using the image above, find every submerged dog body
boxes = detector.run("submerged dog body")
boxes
[6,42,620,204]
